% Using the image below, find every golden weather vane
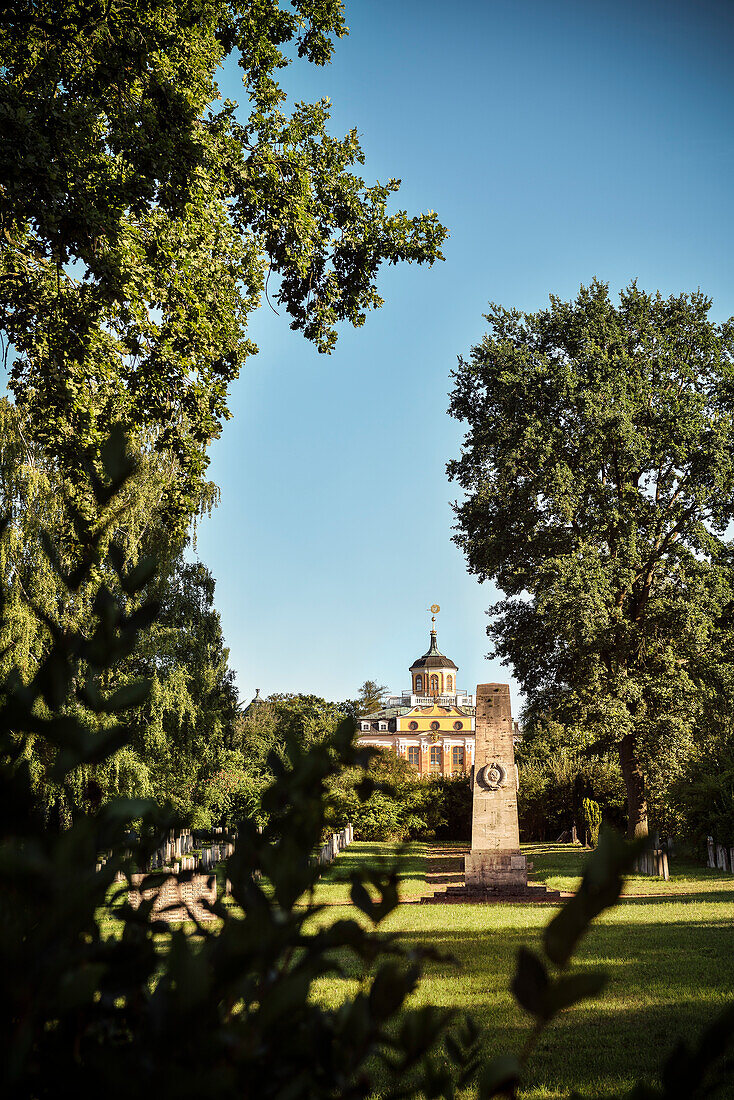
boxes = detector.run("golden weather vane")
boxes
[427,603,440,627]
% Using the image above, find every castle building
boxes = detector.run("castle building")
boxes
[355,623,476,776]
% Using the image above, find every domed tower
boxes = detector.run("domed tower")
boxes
[244,688,264,717]
[409,611,458,698]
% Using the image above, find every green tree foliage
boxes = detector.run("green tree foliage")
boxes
[448,281,734,839]
[237,691,348,767]
[125,553,241,823]
[353,679,388,716]
[327,751,471,843]
[671,739,734,852]
[327,749,427,841]
[581,797,602,848]
[4,429,734,1100]
[1,0,446,530]
[0,401,238,823]
[233,691,351,829]
[516,718,626,841]
[517,752,625,842]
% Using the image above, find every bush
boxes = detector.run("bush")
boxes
[3,430,734,1099]
[414,775,472,841]
[517,747,626,840]
[581,798,602,848]
[326,752,472,842]
[0,430,482,1099]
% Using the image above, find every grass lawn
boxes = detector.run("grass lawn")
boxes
[310,840,734,1099]
[308,840,428,905]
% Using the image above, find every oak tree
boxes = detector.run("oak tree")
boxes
[0,0,446,532]
[448,281,734,837]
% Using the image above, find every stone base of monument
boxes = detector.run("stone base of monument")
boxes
[438,883,562,902]
[465,849,528,888]
[421,849,562,904]
[462,849,561,900]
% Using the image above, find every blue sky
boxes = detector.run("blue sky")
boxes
[194,0,734,714]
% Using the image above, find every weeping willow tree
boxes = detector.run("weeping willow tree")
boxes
[0,400,237,823]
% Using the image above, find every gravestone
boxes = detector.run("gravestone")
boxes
[128,872,217,922]
[464,683,529,891]
[707,836,716,868]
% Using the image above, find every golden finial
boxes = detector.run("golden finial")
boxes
[427,603,440,627]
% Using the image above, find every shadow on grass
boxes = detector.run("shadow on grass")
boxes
[309,841,428,905]
[320,842,426,886]
[314,911,734,1099]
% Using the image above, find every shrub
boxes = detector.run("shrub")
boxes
[581,797,602,848]
[517,748,626,840]
[3,431,734,1099]
[0,431,481,1099]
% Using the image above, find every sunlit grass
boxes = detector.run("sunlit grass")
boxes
[310,841,734,1099]
[525,841,733,897]
[308,840,428,905]
[94,840,734,1098]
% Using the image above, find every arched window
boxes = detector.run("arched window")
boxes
[430,674,439,694]
[446,675,453,692]
[415,675,423,692]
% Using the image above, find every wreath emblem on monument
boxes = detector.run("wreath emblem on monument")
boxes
[477,762,507,791]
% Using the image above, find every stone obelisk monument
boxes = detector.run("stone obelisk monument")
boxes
[464,683,528,891]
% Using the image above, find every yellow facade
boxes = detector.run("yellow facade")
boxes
[396,702,469,733]
[356,623,475,777]
[411,670,456,695]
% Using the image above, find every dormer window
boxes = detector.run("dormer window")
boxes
[361,722,370,731]
[379,722,387,731]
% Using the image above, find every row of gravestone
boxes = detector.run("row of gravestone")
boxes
[104,824,355,918]
[566,825,671,879]
[706,836,734,873]
[127,872,219,922]
[96,828,236,878]
[315,823,354,867]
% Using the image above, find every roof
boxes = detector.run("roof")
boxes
[409,630,458,672]
[360,706,411,720]
[244,688,265,716]
[402,703,471,718]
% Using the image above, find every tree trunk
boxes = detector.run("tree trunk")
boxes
[618,733,648,839]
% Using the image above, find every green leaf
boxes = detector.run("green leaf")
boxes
[659,1002,734,1098]
[100,678,152,713]
[368,960,419,1019]
[544,827,644,967]
[545,971,608,1015]
[478,1054,521,1098]
[511,947,549,1018]
[121,554,157,594]
[99,424,137,493]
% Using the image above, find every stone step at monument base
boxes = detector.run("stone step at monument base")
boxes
[422,883,562,904]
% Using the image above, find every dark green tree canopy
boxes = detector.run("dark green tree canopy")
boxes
[448,281,734,834]
[0,0,446,528]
